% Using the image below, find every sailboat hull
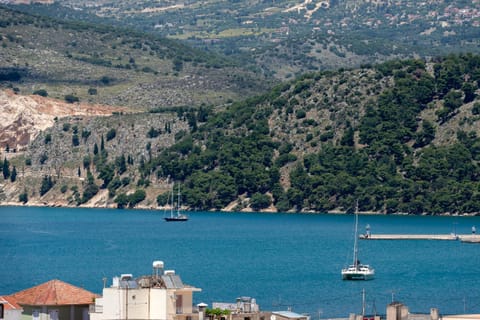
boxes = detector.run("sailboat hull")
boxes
[164,215,188,222]
[341,201,374,281]
[341,266,375,280]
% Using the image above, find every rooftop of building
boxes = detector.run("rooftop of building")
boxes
[9,279,99,306]
[0,295,23,311]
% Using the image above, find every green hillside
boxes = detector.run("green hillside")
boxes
[3,53,480,215]
[139,54,480,214]
[0,6,271,109]
[7,1,480,79]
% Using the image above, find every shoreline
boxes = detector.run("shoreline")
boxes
[1,201,479,217]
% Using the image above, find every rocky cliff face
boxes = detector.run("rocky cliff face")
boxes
[0,90,127,152]
[0,88,189,209]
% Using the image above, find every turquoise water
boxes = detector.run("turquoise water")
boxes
[1,206,480,318]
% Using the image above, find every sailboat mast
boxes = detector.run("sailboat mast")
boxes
[177,184,181,217]
[353,201,359,266]
[170,185,175,218]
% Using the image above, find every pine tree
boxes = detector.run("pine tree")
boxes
[81,170,99,203]
[10,166,16,182]
[116,154,127,175]
[2,157,10,179]
[40,175,54,196]
[19,188,28,203]
[72,134,79,146]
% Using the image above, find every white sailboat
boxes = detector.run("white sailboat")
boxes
[164,184,188,222]
[341,201,374,280]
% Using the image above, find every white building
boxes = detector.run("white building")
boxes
[212,297,259,314]
[90,261,201,320]
[0,296,23,320]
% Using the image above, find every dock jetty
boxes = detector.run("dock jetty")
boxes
[359,233,480,242]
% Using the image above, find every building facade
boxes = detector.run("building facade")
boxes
[90,261,201,320]
[8,279,98,320]
[0,296,23,320]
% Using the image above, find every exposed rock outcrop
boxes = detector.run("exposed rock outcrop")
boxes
[0,90,128,151]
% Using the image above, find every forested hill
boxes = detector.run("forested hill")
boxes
[145,54,480,215]
[2,54,480,215]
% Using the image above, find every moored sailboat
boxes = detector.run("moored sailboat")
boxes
[164,184,188,222]
[341,201,374,280]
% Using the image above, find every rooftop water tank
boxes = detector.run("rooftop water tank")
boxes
[120,274,133,281]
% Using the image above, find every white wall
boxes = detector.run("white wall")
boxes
[89,285,196,320]
[150,289,168,320]
[91,287,171,320]
[5,309,23,320]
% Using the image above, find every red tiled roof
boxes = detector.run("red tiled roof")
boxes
[9,279,98,306]
[0,296,23,310]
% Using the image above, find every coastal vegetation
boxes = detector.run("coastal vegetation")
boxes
[136,54,480,214]
[2,5,480,214]
[2,52,480,214]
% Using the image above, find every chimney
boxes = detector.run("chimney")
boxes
[198,303,208,320]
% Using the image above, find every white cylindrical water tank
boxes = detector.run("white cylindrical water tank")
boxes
[153,260,165,277]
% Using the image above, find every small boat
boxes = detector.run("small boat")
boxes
[164,184,188,222]
[342,201,374,280]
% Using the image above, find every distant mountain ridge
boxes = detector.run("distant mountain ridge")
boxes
[0,6,271,109]
[4,0,480,78]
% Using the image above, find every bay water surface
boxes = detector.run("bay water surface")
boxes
[1,206,480,318]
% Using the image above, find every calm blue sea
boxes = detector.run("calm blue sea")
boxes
[1,206,480,318]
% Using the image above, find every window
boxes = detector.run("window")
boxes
[82,308,90,320]
[176,295,183,314]
[49,310,59,320]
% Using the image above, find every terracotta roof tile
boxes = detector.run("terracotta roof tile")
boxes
[10,279,98,306]
[0,296,23,310]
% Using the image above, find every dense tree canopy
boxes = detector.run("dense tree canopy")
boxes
[142,54,480,214]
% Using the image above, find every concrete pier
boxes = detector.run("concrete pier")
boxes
[458,234,480,243]
[359,234,480,242]
[359,234,459,240]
